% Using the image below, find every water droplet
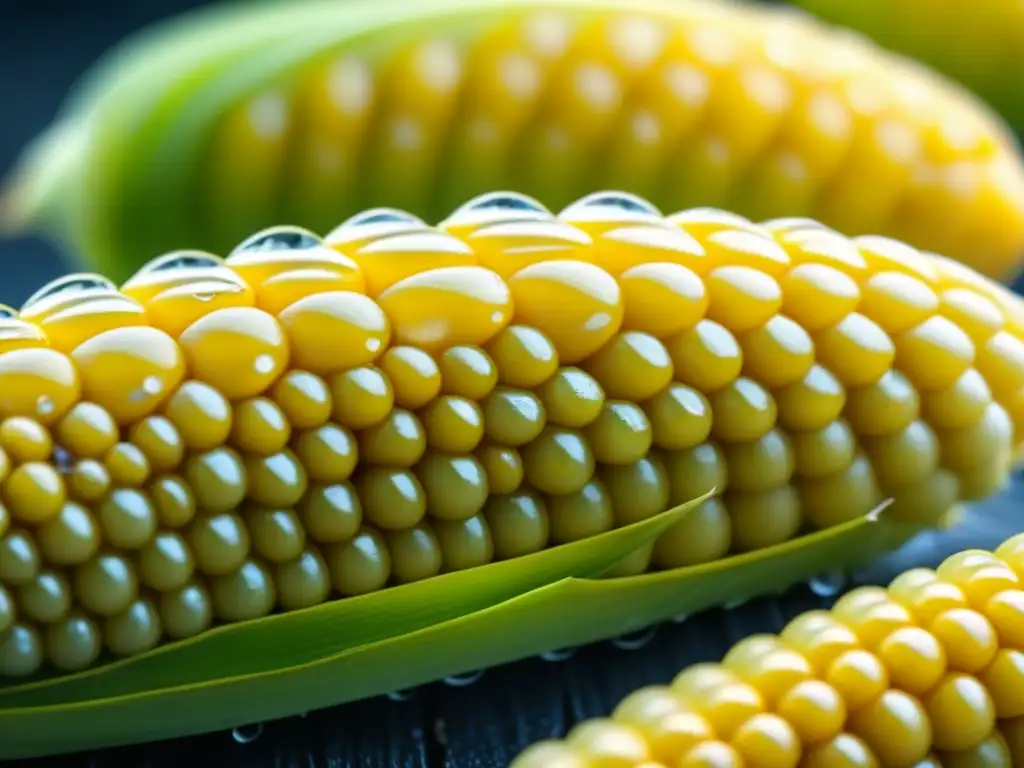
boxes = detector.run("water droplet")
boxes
[193,292,217,303]
[809,568,848,597]
[386,688,416,702]
[540,647,577,662]
[23,274,115,310]
[611,626,657,651]
[53,446,73,473]
[366,338,382,353]
[35,396,54,416]
[442,669,485,687]
[670,612,691,624]
[142,376,163,395]
[433,718,449,746]
[723,597,749,610]
[595,193,655,213]
[143,251,222,273]
[491,311,505,323]
[236,226,320,253]
[467,192,546,213]
[346,208,423,227]
[231,723,263,744]
[254,354,275,374]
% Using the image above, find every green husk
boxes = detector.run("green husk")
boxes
[0,492,701,707]
[0,499,905,759]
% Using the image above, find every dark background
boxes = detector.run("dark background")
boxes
[3,2,1024,766]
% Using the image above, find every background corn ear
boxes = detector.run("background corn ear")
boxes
[786,0,1024,135]
[3,0,1024,282]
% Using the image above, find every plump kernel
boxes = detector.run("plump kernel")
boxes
[583,331,673,402]
[814,313,896,388]
[377,346,441,410]
[71,327,186,424]
[4,462,66,525]
[269,370,332,429]
[7,198,1024,678]
[0,417,52,464]
[475,444,523,495]
[178,307,288,401]
[484,491,549,560]
[229,397,291,456]
[276,291,389,375]
[667,320,743,393]
[38,405,108,460]
[420,396,485,453]
[129,415,185,472]
[485,325,559,389]
[104,442,151,488]
[292,423,359,483]
[438,346,498,401]
[652,497,731,569]
[162,380,232,451]
[781,263,860,331]
[328,366,394,430]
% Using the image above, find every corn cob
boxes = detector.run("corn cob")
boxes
[511,531,1024,768]
[3,0,1024,284]
[786,0,1024,133]
[0,191,1022,683]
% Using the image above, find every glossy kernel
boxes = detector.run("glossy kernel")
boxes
[71,326,186,424]
[485,324,559,389]
[668,320,744,394]
[584,331,673,402]
[508,260,623,364]
[277,291,389,375]
[178,307,289,400]
[814,313,896,388]
[54,402,118,459]
[162,380,233,451]
[378,266,513,352]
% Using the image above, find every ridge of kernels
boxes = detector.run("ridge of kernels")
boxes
[1,191,1024,677]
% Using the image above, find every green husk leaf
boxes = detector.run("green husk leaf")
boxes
[0,499,902,759]
[0,492,701,709]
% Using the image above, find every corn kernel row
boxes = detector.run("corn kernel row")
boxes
[199,1,1024,279]
[512,533,1024,767]
[2,190,1024,679]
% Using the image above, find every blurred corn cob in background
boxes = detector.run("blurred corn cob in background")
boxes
[512,532,1024,767]
[2,191,1024,684]
[2,0,1024,284]
[787,0,1024,134]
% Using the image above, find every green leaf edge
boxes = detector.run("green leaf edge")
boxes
[0,500,907,760]
[0,491,705,707]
